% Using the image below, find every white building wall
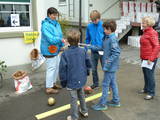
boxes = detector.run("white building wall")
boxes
[83,0,89,23]
[0,0,57,67]
[57,0,89,23]
[0,0,121,67]
[89,0,121,20]
[0,38,34,66]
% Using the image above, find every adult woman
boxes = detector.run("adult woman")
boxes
[40,7,64,94]
[139,16,159,100]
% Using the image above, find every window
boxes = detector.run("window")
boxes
[0,4,30,27]
[0,0,37,38]
[59,0,66,5]
[0,2,31,32]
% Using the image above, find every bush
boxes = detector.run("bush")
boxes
[0,60,7,73]
[58,18,70,37]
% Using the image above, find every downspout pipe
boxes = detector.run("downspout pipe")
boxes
[79,0,82,43]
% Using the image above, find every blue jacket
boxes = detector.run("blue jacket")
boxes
[85,20,104,51]
[40,17,64,56]
[102,33,121,72]
[59,46,91,89]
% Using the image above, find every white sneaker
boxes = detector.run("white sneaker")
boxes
[79,109,88,117]
[67,116,78,120]
[67,116,72,120]
[144,95,154,100]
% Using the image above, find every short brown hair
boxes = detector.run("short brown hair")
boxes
[47,7,59,16]
[90,10,101,21]
[103,20,117,32]
[67,29,80,46]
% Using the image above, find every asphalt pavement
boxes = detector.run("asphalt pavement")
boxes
[0,45,160,120]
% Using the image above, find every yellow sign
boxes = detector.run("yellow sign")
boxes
[24,31,39,44]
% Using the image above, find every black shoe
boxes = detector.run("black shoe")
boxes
[144,95,154,100]
[90,85,99,89]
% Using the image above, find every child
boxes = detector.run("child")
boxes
[92,20,121,111]
[59,29,91,120]
[85,10,104,89]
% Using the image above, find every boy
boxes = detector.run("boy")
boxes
[85,10,104,89]
[92,20,121,111]
[59,29,91,120]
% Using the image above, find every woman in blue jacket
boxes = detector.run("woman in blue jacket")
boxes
[40,7,64,94]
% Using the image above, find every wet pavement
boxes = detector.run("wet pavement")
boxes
[0,44,160,120]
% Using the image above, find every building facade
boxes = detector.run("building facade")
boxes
[0,0,121,79]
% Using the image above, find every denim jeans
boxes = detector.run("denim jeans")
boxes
[91,51,102,86]
[99,72,120,105]
[45,55,60,88]
[142,59,157,96]
[68,88,88,120]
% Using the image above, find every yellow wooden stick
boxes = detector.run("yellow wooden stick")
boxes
[35,92,102,120]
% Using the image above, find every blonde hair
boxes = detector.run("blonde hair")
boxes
[142,16,155,27]
[90,10,101,21]
[67,29,80,46]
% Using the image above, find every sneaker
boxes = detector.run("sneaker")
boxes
[91,104,108,111]
[67,116,72,120]
[144,95,154,100]
[90,85,99,89]
[91,104,100,109]
[67,116,78,120]
[138,89,147,94]
[107,101,121,107]
[46,88,59,94]
[79,109,88,118]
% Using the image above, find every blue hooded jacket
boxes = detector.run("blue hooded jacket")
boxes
[85,20,104,50]
[102,33,121,72]
[40,17,64,56]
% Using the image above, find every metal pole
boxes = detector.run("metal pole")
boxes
[79,0,82,43]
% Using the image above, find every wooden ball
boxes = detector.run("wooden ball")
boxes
[48,97,55,106]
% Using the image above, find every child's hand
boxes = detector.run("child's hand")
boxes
[61,38,66,43]
[62,39,69,45]
[147,60,151,65]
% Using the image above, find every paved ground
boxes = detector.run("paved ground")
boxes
[0,88,111,120]
[0,45,160,120]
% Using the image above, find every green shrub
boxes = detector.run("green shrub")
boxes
[58,18,70,37]
[0,60,7,73]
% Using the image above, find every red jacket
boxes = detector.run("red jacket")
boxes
[140,27,159,61]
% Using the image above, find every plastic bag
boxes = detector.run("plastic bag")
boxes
[31,53,45,70]
[12,71,32,94]
[30,49,46,70]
